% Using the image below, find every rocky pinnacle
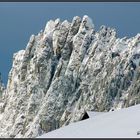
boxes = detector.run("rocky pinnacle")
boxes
[0,15,140,138]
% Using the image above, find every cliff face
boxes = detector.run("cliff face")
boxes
[0,15,140,138]
[0,73,5,135]
[0,74,4,97]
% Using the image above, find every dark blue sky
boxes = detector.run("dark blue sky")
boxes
[0,2,140,84]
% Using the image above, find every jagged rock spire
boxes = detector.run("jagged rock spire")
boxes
[0,16,140,138]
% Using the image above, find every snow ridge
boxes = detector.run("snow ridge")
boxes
[38,104,140,138]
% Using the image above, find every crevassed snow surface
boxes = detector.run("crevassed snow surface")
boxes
[38,104,140,138]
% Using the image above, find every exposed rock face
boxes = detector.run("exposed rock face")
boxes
[0,74,4,102]
[0,73,5,132]
[0,15,140,138]
[0,74,4,98]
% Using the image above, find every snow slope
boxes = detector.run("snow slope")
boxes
[87,111,105,118]
[38,104,140,138]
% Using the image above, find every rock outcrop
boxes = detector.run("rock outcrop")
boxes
[0,15,140,138]
[0,73,5,131]
[0,73,4,98]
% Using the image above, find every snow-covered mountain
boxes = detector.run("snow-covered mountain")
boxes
[38,104,140,138]
[0,15,140,138]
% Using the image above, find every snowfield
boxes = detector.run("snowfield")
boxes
[38,104,140,138]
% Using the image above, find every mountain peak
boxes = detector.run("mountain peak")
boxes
[0,16,140,138]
